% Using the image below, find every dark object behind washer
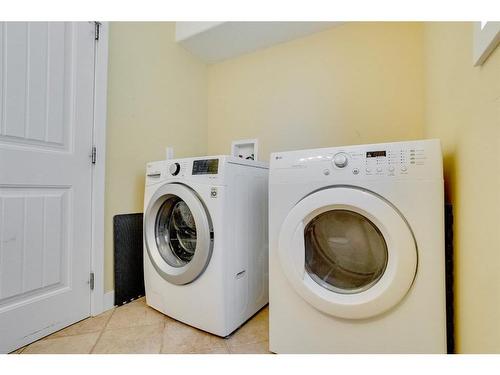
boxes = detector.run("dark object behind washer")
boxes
[445,204,454,354]
[114,213,145,306]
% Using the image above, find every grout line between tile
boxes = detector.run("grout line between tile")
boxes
[14,346,27,354]
[19,342,33,354]
[224,340,233,354]
[158,320,168,354]
[89,308,115,354]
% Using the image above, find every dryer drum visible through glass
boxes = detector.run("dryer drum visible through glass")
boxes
[304,209,388,295]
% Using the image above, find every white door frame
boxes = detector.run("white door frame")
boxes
[90,21,108,316]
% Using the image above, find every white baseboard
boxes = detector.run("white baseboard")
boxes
[103,291,115,311]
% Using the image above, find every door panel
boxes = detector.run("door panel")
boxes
[0,22,95,353]
[0,188,69,299]
[0,23,73,150]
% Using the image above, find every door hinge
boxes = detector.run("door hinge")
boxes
[89,272,95,290]
[94,22,101,41]
[91,145,96,164]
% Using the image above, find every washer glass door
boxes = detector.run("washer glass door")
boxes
[145,183,213,285]
[156,197,198,267]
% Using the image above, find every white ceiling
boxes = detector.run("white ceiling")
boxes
[175,22,343,63]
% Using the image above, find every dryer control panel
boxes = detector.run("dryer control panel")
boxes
[270,139,443,181]
[343,145,428,177]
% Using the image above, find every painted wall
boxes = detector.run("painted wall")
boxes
[103,22,500,353]
[207,22,425,159]
[423,22,500,353]
[104,22,207,292]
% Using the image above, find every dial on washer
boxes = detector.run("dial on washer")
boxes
[169,162,181,176]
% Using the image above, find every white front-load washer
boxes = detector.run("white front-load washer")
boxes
[144,156,269,337]
[269,139,446,353]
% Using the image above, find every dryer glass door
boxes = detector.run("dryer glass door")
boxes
[278,187,417,320]
[305,209,388,295]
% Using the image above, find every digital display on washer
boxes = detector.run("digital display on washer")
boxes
[366,151,387,158]
[192,159,219,175]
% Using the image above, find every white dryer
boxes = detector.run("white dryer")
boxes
[269,139,446,353]
[144,156,268,337]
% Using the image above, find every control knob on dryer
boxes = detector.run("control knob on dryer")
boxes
[333,153,349,168]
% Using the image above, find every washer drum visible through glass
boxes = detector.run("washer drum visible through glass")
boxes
[155,197,198,268]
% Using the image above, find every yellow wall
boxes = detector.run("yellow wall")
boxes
[104,22,207,291]
[104,22,500,353]
[423,22,500,353]
[104,22,426,295]
[207,22,425,159]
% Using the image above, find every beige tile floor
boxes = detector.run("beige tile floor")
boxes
[10,297,270,354]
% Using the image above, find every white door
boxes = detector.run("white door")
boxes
[0,22,96,353]
[278,187,417,319]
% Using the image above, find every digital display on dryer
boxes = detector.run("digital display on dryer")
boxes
[366,151,386,158]
[192,159,219,175]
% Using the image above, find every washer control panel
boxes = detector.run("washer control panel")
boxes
[192,158,219,175]
[146,157,222,184]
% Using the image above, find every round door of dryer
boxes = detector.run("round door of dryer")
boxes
[144,183,213,285]
[278,186,417,319]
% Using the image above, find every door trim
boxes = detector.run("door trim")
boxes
[90,21,108,316]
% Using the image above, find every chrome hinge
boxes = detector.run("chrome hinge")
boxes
[91,145,96,164]
[89,272,95,290]
[94,22,101,41]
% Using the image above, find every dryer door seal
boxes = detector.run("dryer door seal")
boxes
[144,183,213,285]
[278,186,417,319]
